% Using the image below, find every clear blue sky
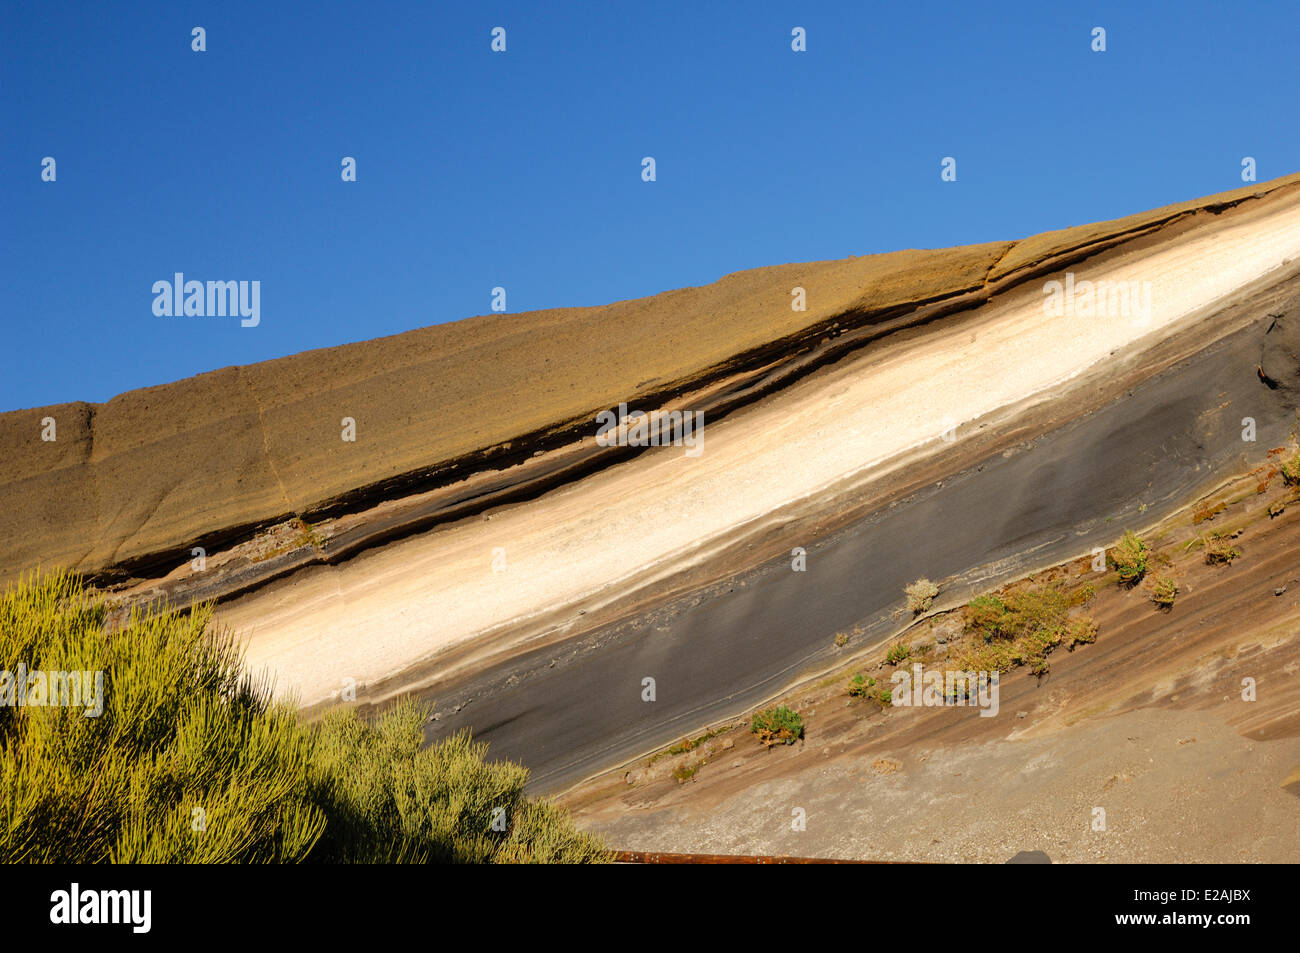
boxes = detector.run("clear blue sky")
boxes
[3,1,1297,412]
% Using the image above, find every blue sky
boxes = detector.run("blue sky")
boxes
[2,1,1297,412]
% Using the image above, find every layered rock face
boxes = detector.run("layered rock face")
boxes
[4,173,1299,589]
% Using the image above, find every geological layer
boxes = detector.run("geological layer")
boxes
[3,172,1300,586]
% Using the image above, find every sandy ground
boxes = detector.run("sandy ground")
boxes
[573,707,1300,863]
[218,193,1300,708]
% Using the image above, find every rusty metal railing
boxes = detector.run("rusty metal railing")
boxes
[612,849,913,864]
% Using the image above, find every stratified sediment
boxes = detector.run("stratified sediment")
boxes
[3,173,1299,590]
[4,174,1300,832]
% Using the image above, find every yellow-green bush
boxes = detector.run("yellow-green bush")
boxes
[0,571,607,864]
[1281,453,1300,486]
[1109,531,1150,585]
[957,583,1098,677]
[749,706,804,747]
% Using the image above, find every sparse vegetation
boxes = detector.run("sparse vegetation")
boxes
[749,706,804,747]
[885,641,911,665]
[1066,617,1098,649]
[956,583,1098,677]
[1192,500,1226,524]
[1070,583,1096,607]
[1150,576,1179,608]
[847,673,875,698]
[649,726,731,766]
[671,761,701,783]
[966,593,1014,638]
[1109,531,1150,585]
[834,632,849,648]
[1281,453,1300,486]
[904,578,940,614]
[0,571,608,864]
[847,673,892,709]
[670,726,729,756]
[1201,533,1241,565]
[249,517,326,563]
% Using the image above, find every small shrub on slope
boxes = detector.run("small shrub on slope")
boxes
[905,579,940,614]
[1109,531,1150,585]
[750,706,804,747]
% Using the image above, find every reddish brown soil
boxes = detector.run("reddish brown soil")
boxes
[561,465,1300,862]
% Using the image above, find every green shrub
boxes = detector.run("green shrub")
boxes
[847,674,893,710]
[749,706,804,747]
[1109,531,1150,585]
[885,641,911,665]
[847,674,876,698]
[965,594,1013,640]
[956,583,1097,676]
[842,670,894,712]
[1281,453,1300,486]
[0,571,607,864]
[1150,577,1178,608]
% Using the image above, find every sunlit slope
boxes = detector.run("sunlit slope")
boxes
[217,179,1300,708]
[3,172,1298,584]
